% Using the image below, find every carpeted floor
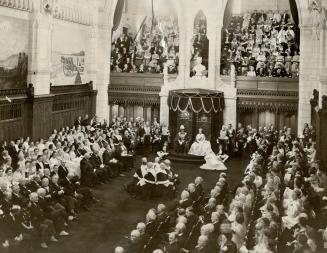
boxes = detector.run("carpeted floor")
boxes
[35,156,246,253]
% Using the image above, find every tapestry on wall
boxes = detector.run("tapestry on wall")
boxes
[51,24,88,86]
[0,17,29,89]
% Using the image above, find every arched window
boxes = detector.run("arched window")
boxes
[111,0,179,75]
[220,0,300,78]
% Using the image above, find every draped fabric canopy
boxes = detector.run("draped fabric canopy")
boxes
[168,89,224,114]
[112,0,125,32]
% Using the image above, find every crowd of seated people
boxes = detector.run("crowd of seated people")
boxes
[0,114,166,251]
[221,9,300,78]
[108,116,170,157]
[114,123,326,253]
[217,122,316,161]
[111,16,179,74]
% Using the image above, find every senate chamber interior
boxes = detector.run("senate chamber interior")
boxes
[0,0,327,252]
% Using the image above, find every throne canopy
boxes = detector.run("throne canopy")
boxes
[168,89,224,113]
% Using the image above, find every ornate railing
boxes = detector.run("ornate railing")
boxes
[0,88,27,97]
[50,83,93,94]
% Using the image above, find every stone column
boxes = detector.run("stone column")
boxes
[94,23,111,121]
[86,6,99,87]
[221,87,237,127]
[298,25,319,134]
[319,29,327,107]
[207,15,218,90]
[159,95,169,125]
[28,0,52,95]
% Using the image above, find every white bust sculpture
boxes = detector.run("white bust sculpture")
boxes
[192,56,207,79]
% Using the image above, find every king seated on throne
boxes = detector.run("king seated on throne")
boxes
[174,125,189,153]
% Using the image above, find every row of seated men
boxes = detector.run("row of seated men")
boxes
[107,116,170,156]
[0,115,134,251]
[114,123,327,253]
[115,173,234,253]
[125,157,179,200]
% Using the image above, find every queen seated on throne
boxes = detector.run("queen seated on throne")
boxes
[188,128,212,156]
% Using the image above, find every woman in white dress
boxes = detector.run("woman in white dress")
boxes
[188,128,212,156]
[200,151,227,171]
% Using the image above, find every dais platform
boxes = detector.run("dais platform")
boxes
[167,152,205,164]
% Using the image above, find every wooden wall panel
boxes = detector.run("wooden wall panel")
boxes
[0,119,25,141]
[0,84,97,141]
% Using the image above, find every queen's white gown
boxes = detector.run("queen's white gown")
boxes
[200,152,228,171]
[188,133,212,156]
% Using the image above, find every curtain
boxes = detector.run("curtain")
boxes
[223,0,234,28]
[112,0,125,32]
[289,0,299,25]
[289,0,300,45]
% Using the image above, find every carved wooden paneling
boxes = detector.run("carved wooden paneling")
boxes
[0,118,25,141]
[31,95,54,139]
[0,84,97,141]
[236,77,299,91]
[0,97,26,141]
[51,89,97,131]
[110,73,164,87]
[109,73,163,106]
[236,78,299,132]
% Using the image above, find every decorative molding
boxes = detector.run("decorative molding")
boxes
[308,0,327,39]
[0,0,33,12]
[237,89,299,98]
[51,0,92,26]
[108,84,162,93]
[237,99,298,112]
[0,88,28,97]
[50,83,93,94]
[108,92,161,106]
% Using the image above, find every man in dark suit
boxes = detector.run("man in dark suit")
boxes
[80,153,98,187]
[28,192,58,249]
[125,229,143,253]
[58,161,69,180]
[74,116,82,127]
[37,188,69,236]
[60,173,96,209]
[49,173,77,217]
[2,205,25,250]
[102,144,119,177]
[194,177,204,198]
[191,235,211,253]
[81,114,90,127]
[90,150,109,183]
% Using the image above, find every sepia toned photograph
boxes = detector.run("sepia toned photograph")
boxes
[0,0,327,252]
